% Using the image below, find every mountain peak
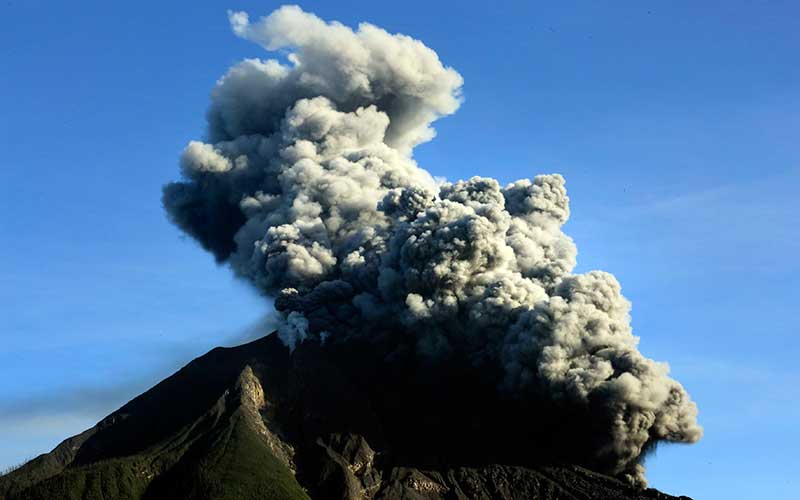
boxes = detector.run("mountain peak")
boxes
[0,335,693,499]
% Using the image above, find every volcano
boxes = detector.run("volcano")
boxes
[0,334,692,500]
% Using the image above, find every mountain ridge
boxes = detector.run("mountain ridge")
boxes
[0,334,693,500]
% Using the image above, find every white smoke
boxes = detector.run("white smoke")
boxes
[163,5,701,486]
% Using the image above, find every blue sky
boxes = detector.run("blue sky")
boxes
[1,1,798,498]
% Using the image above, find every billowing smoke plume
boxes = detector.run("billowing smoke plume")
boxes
[163,5,701,486]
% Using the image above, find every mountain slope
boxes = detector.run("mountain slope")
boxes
[0,335,692,500]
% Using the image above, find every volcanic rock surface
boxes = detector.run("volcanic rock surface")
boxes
[0,335,692,500]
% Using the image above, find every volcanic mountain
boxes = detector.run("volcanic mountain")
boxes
[0,333,692,500]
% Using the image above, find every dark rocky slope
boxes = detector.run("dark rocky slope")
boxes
[0,335,692,500]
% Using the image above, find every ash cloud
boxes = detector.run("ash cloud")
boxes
[163,5,701,486]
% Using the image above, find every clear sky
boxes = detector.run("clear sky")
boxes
[1,1,798,498]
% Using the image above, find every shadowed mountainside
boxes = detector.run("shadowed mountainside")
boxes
[0,335,692,500]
